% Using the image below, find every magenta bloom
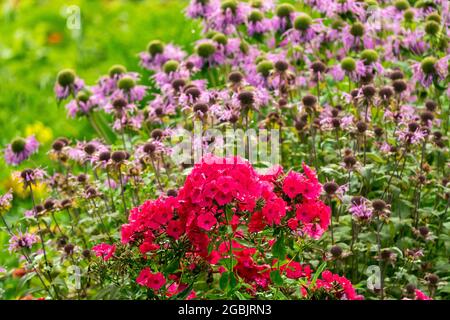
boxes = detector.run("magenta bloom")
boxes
[136,267,166,290]
[92,243,116,261]
[4,136,39,166]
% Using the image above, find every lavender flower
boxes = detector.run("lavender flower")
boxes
[4,136,39,166]
[9,232,38,252]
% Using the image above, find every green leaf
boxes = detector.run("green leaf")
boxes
[272,233,286,260]
[270,270,284,286]
[310,262,327,287]
[219,272,230,291]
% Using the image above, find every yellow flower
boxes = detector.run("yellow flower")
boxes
[25,122,53,145]
[3,171,49,201]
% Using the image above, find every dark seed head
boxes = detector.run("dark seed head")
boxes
[362,85,376,98]
[43,199,55,211]
[295,119,307,131]
[228,71,244,84]
[374,127,384,137]
[392,79,407,93]
[311,61,326,73]
[424,21,440,36]
[60,199,72,208]
[408,122,420,132]
[52,140,65,152]
[433,131,443,140]
[151,129,164,140]
[405,283,416,294]
[171,78,186,91]
[84,143,96,155]
[394,0,410,11]
[185,86,201,101]
[344,156,357,168]
[11,138,26,153]
[167,189,178,197]
[274,60,289,72]
[193,103,209,114]
[420,111,434,123]
[111,151,126,163]
[82,249,91,259]
[372,199,386,212]
[35,204,44,213]
[381,249,392,260]
[112,98,127,110]
[64,244,75,255]
[379,86,394,100]
[425,100,437,112]
[427,274,439,285]
[332,117,341,129]
[229,114,239,124]
[57,236,68,247]
[418,226,429,236]
[351,196,364,205]
[389,70,404,80]
[143,142,156,154]
[99,151,111,162]
[323,182,339,195]
[356,121,368,133]
[237,91,255,106]
[302,94,317,107]
[330,245,343,257]
[77,174,87,183]
[248,9,264,23]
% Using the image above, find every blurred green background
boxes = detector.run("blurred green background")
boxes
[0,0,200,298]
[0,0,200,179]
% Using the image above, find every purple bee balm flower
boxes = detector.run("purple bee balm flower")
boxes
[247,18,272,36]
[54,78,84,101]
[20,168,45,185]
[65,94,102,118]
[9,232,38,252]
[349,198,373,221]
[4,136,39,166]
[207,2,250,35]
[398,127,427,145]
[139,44,186,72]
[329,64,346,81]
[185,0,219,19]
[24,209,37,219]
[412,56,448,88]
[403,30,428,56]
